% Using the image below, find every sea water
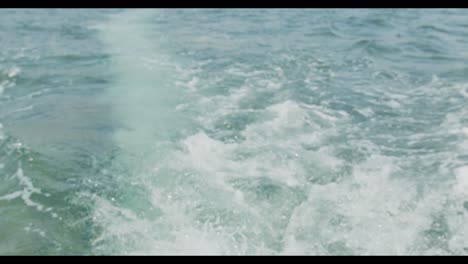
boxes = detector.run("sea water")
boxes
[1,9,468,255]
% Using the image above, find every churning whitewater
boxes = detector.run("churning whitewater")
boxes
[1,9,468,255]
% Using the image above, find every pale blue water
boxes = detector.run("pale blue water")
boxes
[1,9,468,255]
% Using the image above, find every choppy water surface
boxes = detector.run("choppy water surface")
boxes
[1,9,468,255]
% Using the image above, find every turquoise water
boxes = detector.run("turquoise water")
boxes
[1,9,468,255]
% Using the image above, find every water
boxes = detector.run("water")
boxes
[1,9,468,255]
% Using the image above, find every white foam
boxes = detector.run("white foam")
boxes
[91,194,228,255]
[282,154,439,255]
[0,191,23,201]
[462,127,468,137]
[177,98,346,190]
[0,123,4,141]
[241,100,310,139]
[15,167,44,211]
[0,165,44,211]
[385,100,401,109]
[356,107,374,118]
[0,79,14,94]
[26,88,51,99]
[185,77,199,92]
[181,132,231,174]
[177,132,288,191]
[454,166,468,197]
[7,66,21,78]
[240,100,343,145]
[11,105,34,114]
[456,83,468,98]
[446,206,468,254]
[264,100,308,128]
[9,141,23,150]
[258,79,282,90]
[24,224,46,238]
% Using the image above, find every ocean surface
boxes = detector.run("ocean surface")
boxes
[1,9,468,255]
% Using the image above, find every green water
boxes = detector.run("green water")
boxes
[1,9,468,255]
